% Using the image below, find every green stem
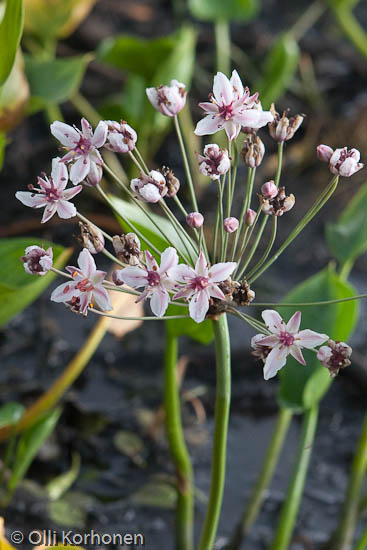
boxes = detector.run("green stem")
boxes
[249,176,339,284]
[164,331,194,550]
[231,168,255,262]
[198,314,231,550]
[215,20,231,75]
[356,528,367,550]
[228,408,293,550]
[332,415,367,550]
[329,4,367,57]
[249,294,367,307]
[271,405,319,550]
[246,216,278,280]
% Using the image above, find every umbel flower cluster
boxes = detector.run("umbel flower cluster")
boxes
[16,71,363,380]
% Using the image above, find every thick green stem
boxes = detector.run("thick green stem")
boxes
[164,331,194,550]
[228,408,293,549]
[356,528,367,550]
[198,314,231,550]
[271,405,319,550]
[332,415,367,550]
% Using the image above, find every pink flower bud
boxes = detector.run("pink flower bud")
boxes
[316,144,333,163]
[223,217,239,233]
[329,147,364,177]
[317,339,352,377]
[84,162,103,187]
[146,80,186,117]
[131,170,167,203]
[198,144,230,180]
[244,208,256,226]
[261,180,278,199]
[186,212,204,228]
[104,120,137,153]
[21,245,53,276]
[269,104,304,142]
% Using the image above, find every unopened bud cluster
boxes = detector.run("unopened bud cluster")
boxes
[259,183,295,216]
[112,233,142,266]
[269,104,304,142]
[198,144,230,180]
[241,134,265,168]
[317,145,364,177]
[78,221,105,254]
[317,339,352,377]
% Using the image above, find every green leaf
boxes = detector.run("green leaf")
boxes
[97,34,175,81]
[8,408,61,492]
[24,55,89,108]
[46,452,81,501]
[325,186,367,267]
[0,402,25,428]
[277,267,359,411]
[327,0,367,57]
[48,490,93,528]
[0,237,71,327]
[255,34,299,108]
[109,195,197,261]
[130,480,177,509]
[165,305,214,344]
[0,0,24,85]
[188,0,259,22]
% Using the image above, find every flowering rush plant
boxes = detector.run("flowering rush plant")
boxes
[16,70,364,549]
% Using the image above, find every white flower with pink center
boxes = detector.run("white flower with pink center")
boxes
[50,248,112,316]
[194,71,273,141]
[329,147,364,177]
[114,247,179,317]
[146,80,187,117]
[253,310,329,380]
[50,118,108,185]
[16,158,82,223]
[172,252,236,323]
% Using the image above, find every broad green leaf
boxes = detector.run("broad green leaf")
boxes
[46,452,81,501]
[188,0,259,22]
[0,237,71,327]
[24,55,89,108]
[165,305,214,344]
[327,0,367,56]
[277,267,359,411]
[109,195,197,261]
[255,34,299,108]
[0,0,24,85]
[0,402,25,428]
[97,34,175,81]
[48,490,93,528]
[325,186,367,267]
[8,408,61,492]
[130,481,177,509]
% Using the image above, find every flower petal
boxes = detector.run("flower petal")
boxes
[159,247,179,275]
[15,191,46,208]
[208,284,226,300]
[230,70,244,99]
[70,156,90,184]
[255,334,280,347]
[198,102,219,114]
[261,309,285,334]
[172,264,196,282]
[51,157,68,190]
[194,115,223,136]
[296,329,329,349]
[51,281,78,303]
[62,185,83,201]
[234,109,273,129]
[50,121,80,147]
[118,266,148,288]
[150,287,169,317]
[41,203,57,223]
[173,287,194,300]
[213,72,233,105]
[189,289,209,323]
[195,251,208,277]
[56,199,77,219]
[286,311,302,333]
[289,344,306,365]
[145,251,158,272]
[92,286,112,311]
[224,120,240,141]
[78,248,96,278]
[209,261,236,282]
[92,121,108,148]
[263,345,288,380]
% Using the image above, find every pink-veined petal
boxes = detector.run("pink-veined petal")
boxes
[70,156,90,184]
[15,191,46,208]
[41,203,57,223]
[145,251,158,272]
[194,115,223,136]
[261,309,285,334]
[234,109,273,129]
[79,292,91,315]
[213,72,233,105]
[263,345,288,380]
[173,287,194,301]
[189,289,210,323]
[62,185,83,201]
[146,87,159,109]
[81,117,93,138]
[230,70,244,98]
[51,157,68,190]
[78,248,96,278]
[209,261,236,283]
[92,270,107,285]
[296,329,329,349]
[198,102,219,114]
[150,287,169,317]
[92,120,108,148]
[289,345,306,366]
[50,281,78,303]
[56,200,77,219]
[118,266,148,288]
[208,284,226,301]
[286,311,302,333]
[224,120,240,141]
[50,121,80,147]
[172,264,196,282]
[195,251,208,277]
[255,334,280,347]
[159,247,179,275]
[92,286,112,311]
